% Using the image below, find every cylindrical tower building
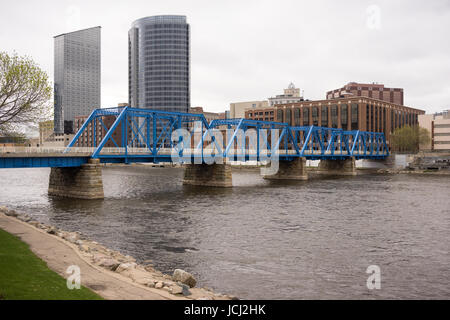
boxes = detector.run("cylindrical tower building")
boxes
[128,15,190,113]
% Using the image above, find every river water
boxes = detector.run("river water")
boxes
[0,166,449,299]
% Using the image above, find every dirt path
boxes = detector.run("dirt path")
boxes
[0,214,184,300]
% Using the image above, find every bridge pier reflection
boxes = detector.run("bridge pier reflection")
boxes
[48,158,104,199]
[263,157,308,181]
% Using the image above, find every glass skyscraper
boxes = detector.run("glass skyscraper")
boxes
[54,26,101,134]
[128,15,190,113]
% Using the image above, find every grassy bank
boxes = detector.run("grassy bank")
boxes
[0,228,102,300]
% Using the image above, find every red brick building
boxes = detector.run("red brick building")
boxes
[74,115,129,148]
[245,96,425,144]
[327,82,404,105]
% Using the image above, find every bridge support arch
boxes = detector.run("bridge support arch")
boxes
[183,163,232,187]
[263,157,308,181]
[317,157,356,176]
[48,158,104,199]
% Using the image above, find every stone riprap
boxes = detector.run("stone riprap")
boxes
[0,206,237,300]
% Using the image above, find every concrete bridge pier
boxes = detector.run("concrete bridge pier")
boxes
[48,158,104,199]
[263,157,308,180]
[317,157,356,175]
[183,163,232,187]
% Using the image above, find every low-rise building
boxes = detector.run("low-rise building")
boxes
[230,100,269,119]
[268,82,304,106]
[327,82,404,105]
[245,96,425,145]
[419,110,450,151]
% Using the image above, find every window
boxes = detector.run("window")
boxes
[391,110,394,132]
[285,109,292,125]
[277,109,283,122]
[331,105,338,128]
[303,108,309,126]
[312,107,319,126]
[367,104,370,131]
[341,104,348,128]
[351,103,358,130]
[375,106,378,132]
[294,108,300,126]
[321,106,328,127]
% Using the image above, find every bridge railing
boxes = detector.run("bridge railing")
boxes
[0,147,96,154]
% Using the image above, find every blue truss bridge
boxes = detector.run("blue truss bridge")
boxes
[0,106,389,169]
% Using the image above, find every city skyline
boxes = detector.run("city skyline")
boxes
[1,0,449,114]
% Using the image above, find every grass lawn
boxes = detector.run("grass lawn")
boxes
[0,228,103,300]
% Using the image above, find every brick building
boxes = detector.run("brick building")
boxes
[326,82,404,105]
[74,115,128,148]
[245,97,425,144]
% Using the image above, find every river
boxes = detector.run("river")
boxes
[0,166,449,299]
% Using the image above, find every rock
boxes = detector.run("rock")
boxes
[0,206,8,213]
[180,283,192,296]
[47,227,57,235]
[135,277,153,286]
[171,284,183,295]
[124,255,136,262]
[17,215,31,223]
[144,265,156,273]
[4,209,18,217]
[115,262,137,273]
[75,240,83,245]
[65,233,79,244]
[29,221,40,227]
[79,244,90,252]
[147,281,156,288]
[155,281,163,289]
[172,269,197,288]
[98,258,120,271]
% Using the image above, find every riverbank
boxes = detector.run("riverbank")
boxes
[0,206,234,300]
[0,228,102,300]
[377,168,450,175]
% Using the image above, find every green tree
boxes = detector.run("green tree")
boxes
[0,52,52,134]
[391,125,430,153]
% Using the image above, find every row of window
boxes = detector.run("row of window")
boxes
[145,92,188,97]
[144,34,188,41]
[250,105,419,134]
[143,50,188,56]
[144,60,188,66]
[143,71,189,77]
[143,77,189,82]
[144,24,188,30]
[144,40,188,45]
[145,97,189,102]
[144,44,188,50]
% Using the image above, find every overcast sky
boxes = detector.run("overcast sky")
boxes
[1,0,449,114]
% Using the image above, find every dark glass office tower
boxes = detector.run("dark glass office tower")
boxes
[128,15,190,113]
[54,26,101,134]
